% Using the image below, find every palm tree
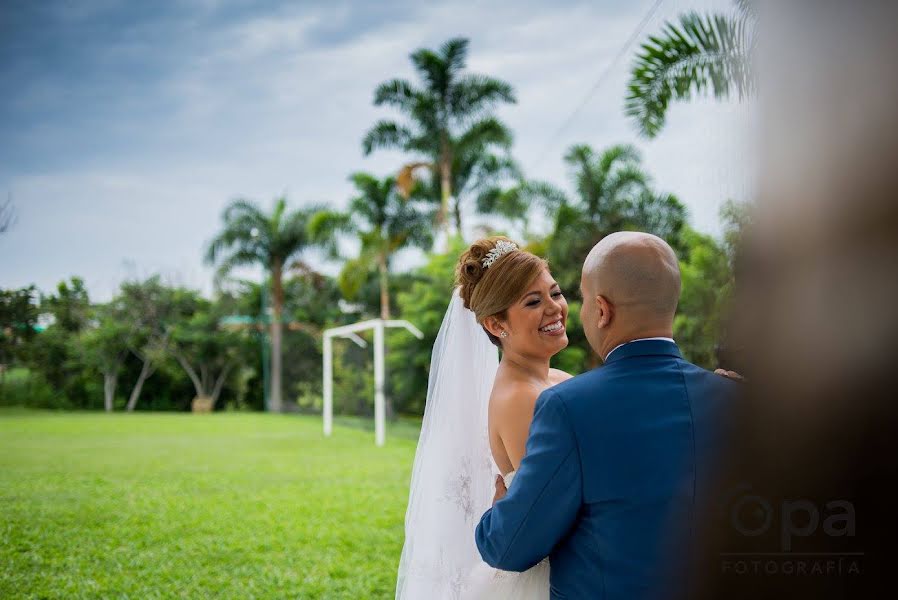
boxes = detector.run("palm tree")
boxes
[519,144,687,372]
[363,37,516,234]
[443,136,521,235]
[626,0,756,138]
[206,197,325,413]
[310,173,434,320]
[530,144,688,290]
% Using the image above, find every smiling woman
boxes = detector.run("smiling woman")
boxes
[455,236,553,348]
[396,237,571,599]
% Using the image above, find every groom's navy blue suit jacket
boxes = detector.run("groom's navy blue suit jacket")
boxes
[475,339,737,599]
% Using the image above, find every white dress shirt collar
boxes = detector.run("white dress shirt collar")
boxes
[604,337,675,362]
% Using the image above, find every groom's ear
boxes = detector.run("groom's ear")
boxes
[596,295,613,328]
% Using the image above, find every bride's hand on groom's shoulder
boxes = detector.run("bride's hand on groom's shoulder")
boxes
[715,369,746,383]
[492,475,507,505]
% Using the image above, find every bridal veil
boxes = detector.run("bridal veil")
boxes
[395,288,499,599]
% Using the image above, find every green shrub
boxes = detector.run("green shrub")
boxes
[0,367,62,409]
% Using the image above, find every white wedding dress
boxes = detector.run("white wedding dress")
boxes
[465,469,551,598]
[395,290,550,600]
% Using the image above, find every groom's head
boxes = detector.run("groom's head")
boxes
[580,232,681,361]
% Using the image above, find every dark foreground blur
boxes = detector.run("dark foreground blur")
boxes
[695,1,898,597]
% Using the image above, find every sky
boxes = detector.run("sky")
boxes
[0,0,754,301]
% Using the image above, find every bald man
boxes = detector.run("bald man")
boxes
[477,232,738,599]
[580,232,681,360]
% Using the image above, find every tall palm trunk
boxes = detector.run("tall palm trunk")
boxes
[378,253,391,320]
[439,136,452,233]
[453,197,463,236]
[270,260,284,413]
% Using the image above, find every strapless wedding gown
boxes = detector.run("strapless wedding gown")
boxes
[466,470,551,599]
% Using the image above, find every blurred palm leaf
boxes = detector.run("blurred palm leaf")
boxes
[626,3,756,138]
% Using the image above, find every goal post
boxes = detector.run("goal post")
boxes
[322,319,423,446]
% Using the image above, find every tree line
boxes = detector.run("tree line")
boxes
[1,15,753,416]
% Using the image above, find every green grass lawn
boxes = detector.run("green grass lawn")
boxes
[0,409,420,599]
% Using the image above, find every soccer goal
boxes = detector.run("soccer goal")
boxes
[322,319,423,446]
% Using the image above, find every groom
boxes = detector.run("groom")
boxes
[475,232,737,599]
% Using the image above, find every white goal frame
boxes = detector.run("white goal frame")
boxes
[322,319,423,446]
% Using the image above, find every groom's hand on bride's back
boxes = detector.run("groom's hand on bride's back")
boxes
[715,369,746,382]
[492,475,507,505]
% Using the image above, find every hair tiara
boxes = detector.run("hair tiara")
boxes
[481,240,518,269]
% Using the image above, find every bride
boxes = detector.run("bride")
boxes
[396,237,572,599]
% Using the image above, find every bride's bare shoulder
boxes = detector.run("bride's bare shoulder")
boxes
[549,368,574,385]
[490,370,572,417]
[489,381,541,420]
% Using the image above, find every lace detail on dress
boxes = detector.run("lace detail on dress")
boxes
[442,456,475,524]
[403,550,471,600]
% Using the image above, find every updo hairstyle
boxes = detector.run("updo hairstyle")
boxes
[455,236,548,347]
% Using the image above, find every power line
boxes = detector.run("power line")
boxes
[528,0,666,171]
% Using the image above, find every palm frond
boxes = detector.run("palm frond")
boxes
[475,186,528,223]
[597,144,641,175]
[407,93,441,137]
[212,250,265,283]
[460,152,518,187]
[455,117,513,155]
[553,202,590,233]
[270,196,288,238]
[362,120,414,155]
[410,48,451,97]
[389,201,435,250]
[604,165,651,202]
[625,10,755,138]
[205,198,269,265]
[563,144,595,170]
[624,191,689,243]
[734,0,755,19]
[440,37,469,74]
[337,254,375,300]
[521,180,570,213]
[563,144,644,212]
[373,78,418,113]
[396,161,434,198]
[349,172,383,202]
[308,210,353,259]
[221,198,266,224]
[450,74,516,118]
[273,204,326,262]
[564,145,603,208]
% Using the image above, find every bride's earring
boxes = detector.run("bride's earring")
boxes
[500,331,508,339]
